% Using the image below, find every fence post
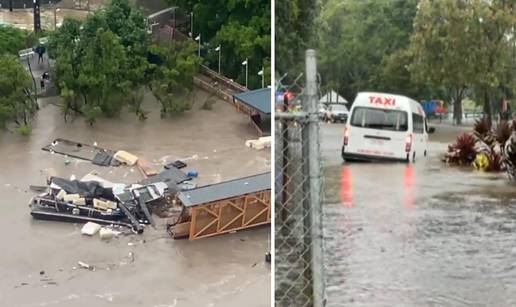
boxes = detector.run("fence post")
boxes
[304,49,325,306]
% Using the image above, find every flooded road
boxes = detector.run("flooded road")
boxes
[321,122,516,306]
[0,89,270,307]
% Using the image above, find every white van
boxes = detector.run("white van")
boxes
[341,92,434,163]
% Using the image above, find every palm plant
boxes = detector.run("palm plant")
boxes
[444,133,477,165]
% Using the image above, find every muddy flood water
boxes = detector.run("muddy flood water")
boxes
[321,122,516,306]
[0,90,270,307]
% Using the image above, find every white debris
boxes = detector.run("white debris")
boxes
[81,222,101,236]
[99,228,116,240]
[113,150,139,166]
[93,199,117,210]
[245,136,271,150]
[56,190,67,200]
[77,261,95,271]
[63,193,80,202]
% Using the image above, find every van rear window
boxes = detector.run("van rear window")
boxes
[350,107,408,131]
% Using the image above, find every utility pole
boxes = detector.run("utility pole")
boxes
[34,0,41,33]
[54,6,57,30]
[242,58,248,88]
[258,67,264,88]
[215,45,221,74]
[190,12,194,37]
[303,49,324,307]
[195,34,201,57]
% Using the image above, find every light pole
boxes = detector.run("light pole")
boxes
[195,34,201,57]
[190,12,194,37]
[215,45,221,74]
[54,7,60,30]
[258,67,264,88]
[242,58,248,88]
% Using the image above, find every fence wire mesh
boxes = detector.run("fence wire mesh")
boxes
[275,110,325,307]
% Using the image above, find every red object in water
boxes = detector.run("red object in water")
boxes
[404,165,414,209]
[340,166,353,207]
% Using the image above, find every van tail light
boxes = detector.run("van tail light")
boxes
[405,134,412,152]
[344,127,350,145]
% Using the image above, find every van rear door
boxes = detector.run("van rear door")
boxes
[412,113,427,156]
[347,107,409,158]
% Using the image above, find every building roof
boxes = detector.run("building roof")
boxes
[178,172,271,207]
[233,88,271,115]
[320,90,348,104]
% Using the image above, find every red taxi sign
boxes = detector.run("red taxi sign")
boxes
[369,96,396,106]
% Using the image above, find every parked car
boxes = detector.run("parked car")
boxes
[325,103,349,123]
[318,104,328,120]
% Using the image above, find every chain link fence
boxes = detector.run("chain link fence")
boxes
[275,50,325,307]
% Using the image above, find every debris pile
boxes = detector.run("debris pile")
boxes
[31,138,194,234]
[30,137,270,241]
[29,175,179,233]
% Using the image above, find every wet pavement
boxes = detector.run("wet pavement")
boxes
[321,122,516,306]
[0,89,270,306]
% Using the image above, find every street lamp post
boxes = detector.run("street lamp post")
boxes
[190,12,194,37]
[195,34,201,57]
[54,6,58,30]
[258,67,264,88]
[34,0,41,33]
[242,58,248,88]
[215,45,221,74]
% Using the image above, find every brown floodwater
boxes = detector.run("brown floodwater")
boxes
[0,89,270,307]
[320,122,516,306]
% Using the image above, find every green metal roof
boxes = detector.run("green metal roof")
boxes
[178,173,271,207]
[233,88,271,115]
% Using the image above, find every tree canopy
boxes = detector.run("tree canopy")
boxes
[49,0,199,124]
[409,0,516,124]
[170,0,271,89]
[277,0,516,125]
[0,25,36,56]
[0,26,38,133]
[275,0,320,80]
[0,54,37,133]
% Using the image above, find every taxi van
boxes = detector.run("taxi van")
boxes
[341,92,434,162]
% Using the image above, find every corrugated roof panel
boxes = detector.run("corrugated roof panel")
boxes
[233,88,271,114]
[178,173,271,207]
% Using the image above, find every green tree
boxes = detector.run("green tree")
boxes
[408,0,514,125]
[470,0,516,120]
[0,26,36,55]
[170,0,270,89]
[275,0,320,78]
[0,55,37,131]
[149,41,200,116]
[49,0,150,123]
[318,0,418,101]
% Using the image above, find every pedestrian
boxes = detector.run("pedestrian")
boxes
[36,45,45,64]
[40,77,45,90]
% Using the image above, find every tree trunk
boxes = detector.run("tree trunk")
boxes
[452,86,466,125]
[453,99,461,125]
[483,91,492,122]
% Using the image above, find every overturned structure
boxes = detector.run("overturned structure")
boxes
[169,173,271,240]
